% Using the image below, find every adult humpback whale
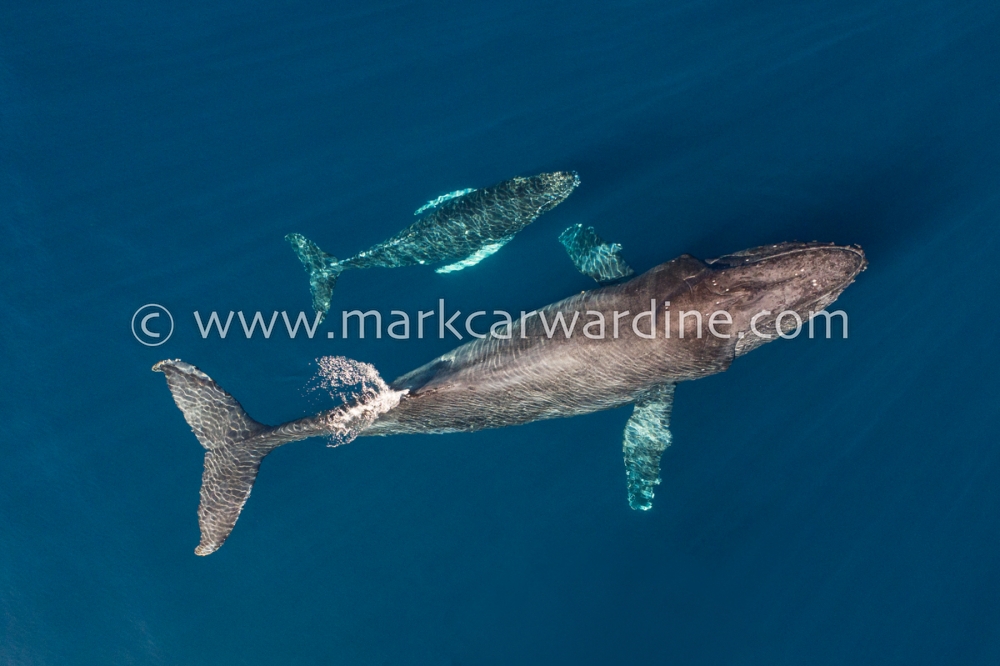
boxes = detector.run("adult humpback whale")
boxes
[155,241,866,555]
[286,171,580,320]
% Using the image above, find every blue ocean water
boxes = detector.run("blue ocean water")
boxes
[2,0,1000,663]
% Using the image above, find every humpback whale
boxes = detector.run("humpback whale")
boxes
[286,171,580,320]
[155,241,866,555]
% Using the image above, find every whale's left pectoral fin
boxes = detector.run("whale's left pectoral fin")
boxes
[415,188,476,215]
[559,223,635,284]
[623,384,675,510]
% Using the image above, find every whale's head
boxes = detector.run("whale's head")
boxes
[515,171,581,214]
[703,242,867,356]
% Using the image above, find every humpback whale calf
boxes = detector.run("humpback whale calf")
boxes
[155,241,866,555]
[286,171,580,320]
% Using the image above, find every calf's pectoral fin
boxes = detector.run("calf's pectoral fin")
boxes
[434,236,514,274]
[623,384,675,510]
[415,188,476,215]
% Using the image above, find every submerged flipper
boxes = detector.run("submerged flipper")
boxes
[286,233,345,320]
[559,224,635,284]
[154,360,278,555]
[623,384,675,510]
[434,235,514,274]
[415,188,476,215]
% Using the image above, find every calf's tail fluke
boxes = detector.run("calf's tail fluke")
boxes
[285,232,344,321]
[153,360,284,555]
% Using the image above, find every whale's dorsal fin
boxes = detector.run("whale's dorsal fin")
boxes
[415,188,476,215]
[623,384,675,510]
[559,224,635,284]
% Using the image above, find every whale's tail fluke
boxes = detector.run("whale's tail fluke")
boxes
[154,357,407,555]
[285,233,344,321]
[153,360,280,555]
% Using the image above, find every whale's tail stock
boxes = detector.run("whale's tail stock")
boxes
[285,232,345,322]
[154,357,403,555]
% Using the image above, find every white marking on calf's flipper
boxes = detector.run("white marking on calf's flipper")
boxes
[414,188,476,215]
[434,236,514,274]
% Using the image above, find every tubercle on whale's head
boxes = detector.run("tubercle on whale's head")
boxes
[517,170,581,213]
[703,242,867,351]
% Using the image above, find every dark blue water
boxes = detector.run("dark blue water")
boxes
[3,1,1000,663]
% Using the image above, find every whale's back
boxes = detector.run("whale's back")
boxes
[366,256,735,435]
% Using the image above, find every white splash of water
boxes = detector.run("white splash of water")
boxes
[309,356,406,447]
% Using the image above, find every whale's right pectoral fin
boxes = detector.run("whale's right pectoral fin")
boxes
[559,223,635,284]
[623,384,675,510]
